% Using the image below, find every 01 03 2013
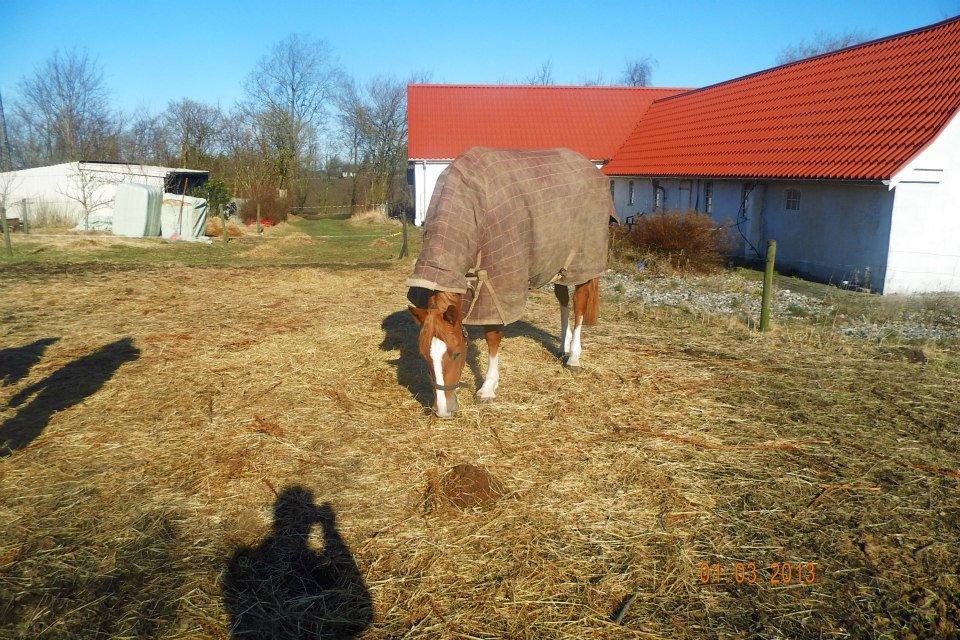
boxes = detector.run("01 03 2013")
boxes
[697,561,817,586]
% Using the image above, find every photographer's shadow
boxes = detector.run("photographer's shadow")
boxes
[223,487,373,639]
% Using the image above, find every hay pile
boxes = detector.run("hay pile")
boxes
[1,260,958,638]
[349,207,398,226]
[205,217,244,237]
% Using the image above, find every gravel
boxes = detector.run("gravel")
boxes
[601,270,960,343]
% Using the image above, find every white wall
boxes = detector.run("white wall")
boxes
[885,110,960,293]
[410,160,451,226]
[611,176,897,291]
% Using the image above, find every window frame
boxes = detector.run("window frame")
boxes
[628,180,635,206]
[652,179,663,210]
[703,181,714,214]
[784,187,801,212]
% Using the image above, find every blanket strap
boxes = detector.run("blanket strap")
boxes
[548,248,580,285]
[464,251,509,324]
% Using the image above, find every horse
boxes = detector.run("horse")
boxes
[405,147,611,418]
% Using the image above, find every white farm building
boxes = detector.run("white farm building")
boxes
[407,16,960,294]
[0,161,208,226]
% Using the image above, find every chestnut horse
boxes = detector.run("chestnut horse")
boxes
[408,280,599,418]
[405,147,610,418]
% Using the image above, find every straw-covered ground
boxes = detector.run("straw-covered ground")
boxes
[1,230,959,638]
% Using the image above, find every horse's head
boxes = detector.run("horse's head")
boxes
[408,291,466,418]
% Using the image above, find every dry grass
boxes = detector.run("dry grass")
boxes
[1,259,958,639]
[349,206,397,226]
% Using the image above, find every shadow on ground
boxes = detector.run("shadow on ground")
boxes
[379,310,561,406]
[0,337,140,456]
[223,486,373,639]
[0,337,59,386]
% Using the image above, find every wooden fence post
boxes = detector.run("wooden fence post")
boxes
[759,239,777,332]
[256,203,262,234]
[1,203,11,256]
[21,199,29,234]
[398,207,409,259]
[220,204,228,244]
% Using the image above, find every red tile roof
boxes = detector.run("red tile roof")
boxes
[605,16,960,180]
[407,84,687,162]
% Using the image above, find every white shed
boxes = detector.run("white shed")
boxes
[0,161,208,226]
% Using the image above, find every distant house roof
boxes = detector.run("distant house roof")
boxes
[605,15,960,180]
[407,84,688,162]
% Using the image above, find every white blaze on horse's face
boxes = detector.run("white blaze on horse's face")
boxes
[409,300,466,418]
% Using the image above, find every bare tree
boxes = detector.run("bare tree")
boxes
[162,99,224,168]
[777,30,871,64]
[335,74,422,207]
[525,60,555,85]
[120,107,169,165]
[621,57,656,87]
[13,49,120,165]
[242,34,339,193]
[59,163,115,230]
[581,71,608,87]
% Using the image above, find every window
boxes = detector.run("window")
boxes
[609,179,615,200]
[653,180,664,209]
[784,188,801,211]
[679,180,692,209]
[704,181,714,214]
[628,180,635,206]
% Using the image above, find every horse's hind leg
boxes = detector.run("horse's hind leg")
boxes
[477,325,502,402]
[554,284,571,359]
[567,278,599,368]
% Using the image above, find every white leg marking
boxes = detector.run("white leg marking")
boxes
[566,319,583,367]
[477,353,500,399]
[561,306,572,355]
[430,337,451,417]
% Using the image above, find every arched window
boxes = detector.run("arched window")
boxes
[785,188,801,211]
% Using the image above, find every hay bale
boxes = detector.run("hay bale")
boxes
[205,217,243,237]
[425,464,507,512]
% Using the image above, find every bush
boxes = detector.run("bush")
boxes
[613,210,731,273]
[238,186,289,225]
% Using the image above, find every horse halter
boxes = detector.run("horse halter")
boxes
[430,327,468,392]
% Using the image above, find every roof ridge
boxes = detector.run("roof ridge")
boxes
[648,14,960,105]
[407,83,690,91]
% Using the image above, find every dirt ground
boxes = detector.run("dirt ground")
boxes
[1,257,959,639]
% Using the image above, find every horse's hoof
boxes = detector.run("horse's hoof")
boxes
[477,395,496,404]
[565,363,582,373]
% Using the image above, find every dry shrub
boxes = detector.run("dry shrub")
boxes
[615,210,731,273]
[239,186,290,225]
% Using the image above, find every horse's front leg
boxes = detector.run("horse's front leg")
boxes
[477,325,502,402]
[554,284,571,358]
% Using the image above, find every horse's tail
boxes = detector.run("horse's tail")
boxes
[580,277,600,326]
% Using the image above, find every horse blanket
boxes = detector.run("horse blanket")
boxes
[406,147,612,325]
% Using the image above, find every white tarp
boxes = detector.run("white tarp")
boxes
[112,183,162,237]
[160,194,208,241]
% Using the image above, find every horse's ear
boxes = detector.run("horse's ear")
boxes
[408,306,428,325]
[442,304,460,326]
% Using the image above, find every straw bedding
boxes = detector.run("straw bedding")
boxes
[407,147,611,325]
[1,261,958,638]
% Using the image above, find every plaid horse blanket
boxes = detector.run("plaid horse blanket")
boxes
[406,147,612,325]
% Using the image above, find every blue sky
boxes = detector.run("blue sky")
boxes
[1,0,957,114]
